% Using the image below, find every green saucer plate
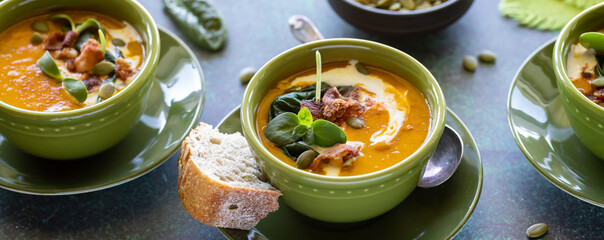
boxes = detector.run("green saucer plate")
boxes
[216,107,482,240]
[508,39,604,207]
[0,27,204,195]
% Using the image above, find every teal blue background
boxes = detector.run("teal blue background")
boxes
[0,0,602,239]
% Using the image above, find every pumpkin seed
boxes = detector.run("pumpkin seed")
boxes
[401,0,415,9]
[99,82,116,100]
[31,21,49,33]
[355,62,370,75]
[592,77,604,87]
[296,150,317,169]
[478,50,497,63]
[463,55,477,72]
[526,223,548,238]
[416,1,432,10]
[346,116,365,129]
[389,2,402,10]
[376,0,392,8]
[30,33,43,45]
[111,38,126,47]
[92,61,115,76]
[239,66,256,83]
[433,0,442,6]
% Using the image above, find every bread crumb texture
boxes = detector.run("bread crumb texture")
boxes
[177,123,281,230]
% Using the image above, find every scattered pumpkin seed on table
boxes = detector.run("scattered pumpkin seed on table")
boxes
[478,50,497,63]
[463,55,477,71]
[526,223,548,238]
[239,67,256,83]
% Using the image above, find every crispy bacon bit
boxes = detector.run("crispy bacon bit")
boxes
[53,47,78,60]
[82,75,103,92]
[73,39,104,73]
[44,31,79,51]
[582,71,594,80]
[45,32,66,51]
[62,31,79,49]
[595,89,604,98]
[309,144,360,171]
[321,87,364,123]
[115,57,137,80]
[300,100,324,120]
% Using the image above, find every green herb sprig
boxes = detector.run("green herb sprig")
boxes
[37,51,87,103]
[316,51,321,102]
[264,107,347,148]
[49,14,75,32]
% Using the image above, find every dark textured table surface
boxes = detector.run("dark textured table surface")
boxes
[1,0,603,239]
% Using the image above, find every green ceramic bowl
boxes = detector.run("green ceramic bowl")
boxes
[553,3,604,160]
[241,38,446,223]
[0,0,160,160]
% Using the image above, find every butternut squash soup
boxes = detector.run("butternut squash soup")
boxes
[0,11,144,112]
[257,60,431,176]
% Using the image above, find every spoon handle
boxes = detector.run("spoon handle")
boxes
[288,15,324,43]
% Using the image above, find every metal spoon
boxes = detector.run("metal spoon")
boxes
[288,15,464,188]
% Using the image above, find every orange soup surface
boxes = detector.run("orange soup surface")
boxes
[0,11,144,112]
[256,61,431,176]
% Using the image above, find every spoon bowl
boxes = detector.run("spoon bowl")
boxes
[417,125,463,188]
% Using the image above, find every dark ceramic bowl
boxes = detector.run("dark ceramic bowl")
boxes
[327,0,473,34]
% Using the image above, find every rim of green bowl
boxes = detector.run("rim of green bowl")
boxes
[0,0,160,118]
[342,0,459,16]
[553,2,604,113]
[241,38,446,183]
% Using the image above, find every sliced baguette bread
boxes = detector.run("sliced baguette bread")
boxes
[177,122,281,230]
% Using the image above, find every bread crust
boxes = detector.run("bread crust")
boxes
[177,124,281,230]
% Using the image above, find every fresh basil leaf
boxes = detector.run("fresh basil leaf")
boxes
[75,31,93,52]
[37,51,63,80]
[49,14,75,32]
[282,141,315,159]
[311,120,347,147]
[264,112,303,146]
[267,84,353,121]
[596,55,604,78]
[303,128,315,145]
[579,32,604,54]
[105,46,123,64]
[298,107,313,126]
[74,18,104,34]
[62,78,88,103]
